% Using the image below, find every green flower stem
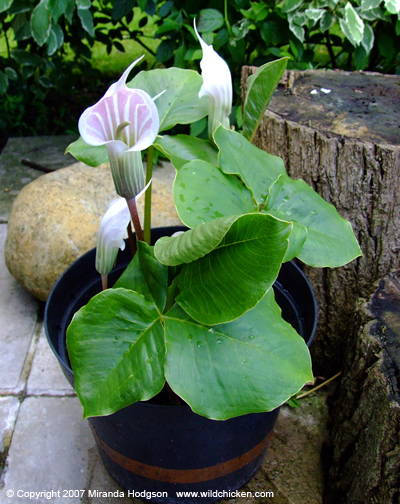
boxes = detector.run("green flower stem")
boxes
[144,145,154,246]
[126,197,144,242]
[224,0,233,37]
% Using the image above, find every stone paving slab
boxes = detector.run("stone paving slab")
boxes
[0,397,20,455]
[0,136,77,222]
[26,324,75,397]
[0,397,94,504]
[0,224,38,394]
[87,455,140,504]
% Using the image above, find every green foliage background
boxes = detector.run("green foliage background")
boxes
[1,0,400,143]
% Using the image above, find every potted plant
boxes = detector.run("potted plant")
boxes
[45,25,361,502]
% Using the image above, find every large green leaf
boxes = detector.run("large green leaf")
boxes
[154,215,238,266]
[65,137,109,167]
[112,0,135,20]
[197,8,225,32]
[361,0,381,8]
[31,0,51,46]
[77,7,95,38]
[242,58,288,142]
[47,0,69,23]
[129,68,209,132]
[340,3,364,47]
[384,0,400,14]
[154,134,218,170]
[67,288,165,418]
[344,2,364,46]
[281,0,304,13]
[11,49,42,66]
[46,23,64,56]
[164,290,313,420]
[214,126,286,206]
[0,0,13,14]
[173,159,256,227]
[176,213,292,325]
[265,175,362,267]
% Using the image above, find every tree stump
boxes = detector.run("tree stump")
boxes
[324,271,400,504]
[241,68,400,375]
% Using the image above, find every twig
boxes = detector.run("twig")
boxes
[120,20,156,56]
[325,32,337,69]
[21,158,54,173]
[297,371,342,400]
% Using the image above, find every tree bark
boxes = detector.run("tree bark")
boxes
[324,271,400,504]
[241,67,400,375]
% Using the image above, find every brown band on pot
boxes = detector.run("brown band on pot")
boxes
[94,430,273,484]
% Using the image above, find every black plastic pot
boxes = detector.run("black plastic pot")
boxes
[45,226,318,504]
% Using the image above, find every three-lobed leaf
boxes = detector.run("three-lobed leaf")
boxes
[67,288,165,418]
[154,215,237,266]
[155,134,218,170]
[214,126,286,206]
[164,290,313,420]
[65,137,109,167]
[265,174,362,267]
[129,68,209,132]
[173,159,255,227]
[175,213,292,325]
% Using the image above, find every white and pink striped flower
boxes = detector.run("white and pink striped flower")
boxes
[78,56,160,200]
[95,197,131,277]
[95,180,151,281]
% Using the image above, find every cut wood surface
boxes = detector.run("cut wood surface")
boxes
[325,271,400,504]
[241,67,400,375]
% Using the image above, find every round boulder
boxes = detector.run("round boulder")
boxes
[5,161,180,301]
[5,162,117,301]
